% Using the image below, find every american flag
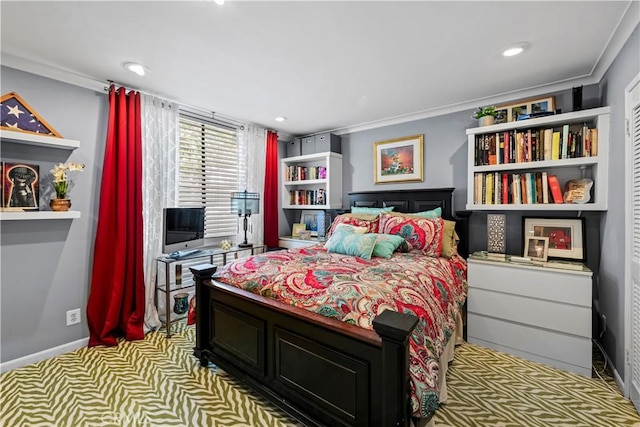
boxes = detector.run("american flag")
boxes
[1,95,55,135]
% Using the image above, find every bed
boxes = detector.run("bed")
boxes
[192,188,469,427]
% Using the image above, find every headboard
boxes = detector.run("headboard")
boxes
[348,188,469,258]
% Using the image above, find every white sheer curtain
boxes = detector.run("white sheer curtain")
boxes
[237,124,267,246]
[141,94,179,333]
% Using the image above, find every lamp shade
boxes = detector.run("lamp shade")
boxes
[230,190,260,215]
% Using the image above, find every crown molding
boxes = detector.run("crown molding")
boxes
[330,74,599,136]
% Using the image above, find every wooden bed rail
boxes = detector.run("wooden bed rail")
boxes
[190,263,419,426]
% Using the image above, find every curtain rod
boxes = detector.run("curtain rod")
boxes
[103,80,247,129]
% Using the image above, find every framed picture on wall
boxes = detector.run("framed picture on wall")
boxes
[522,217,585,261]
[373,134,423,184]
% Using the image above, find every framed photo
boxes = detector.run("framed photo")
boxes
[524,236,549,261]
[292,223,306,238]
[373,134,423,184]
[300,211,320,236]
[522,217,585,261]
[2,162,40,211]
[497,96,556,122]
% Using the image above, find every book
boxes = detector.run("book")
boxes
[488,134,497,165]
[561,124,569,159]
[548,174,563,203]
[591,128,598,156]
[535,172,543,204]
[543,129,553,160]
[551,131,561,160]
[502,173,509,204]
[503,131,510,164]
[542,171,549,203]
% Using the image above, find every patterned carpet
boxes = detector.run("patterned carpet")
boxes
[1,323,639,427]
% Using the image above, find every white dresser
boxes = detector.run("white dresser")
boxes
[467,257,593,377]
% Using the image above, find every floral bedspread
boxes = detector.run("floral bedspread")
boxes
[213,245,467,418]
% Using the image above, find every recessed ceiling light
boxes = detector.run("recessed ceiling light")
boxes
[213,0,225,5]
[123,62,147,76]
[502,43,529,57]
[275,116,287,122]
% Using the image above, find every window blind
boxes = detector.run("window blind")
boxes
[178,115,240,238]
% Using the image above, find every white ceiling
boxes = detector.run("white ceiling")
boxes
[1,1,638,137]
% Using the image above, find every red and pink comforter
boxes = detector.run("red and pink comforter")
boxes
[213,245,467,418]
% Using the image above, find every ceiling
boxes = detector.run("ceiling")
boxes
[1,1,638,137]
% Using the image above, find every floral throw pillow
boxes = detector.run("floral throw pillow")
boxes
[378,213,445,257]
[327,214,380,237]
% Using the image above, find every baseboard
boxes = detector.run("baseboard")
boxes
[595,340,625,394]
[0,337,89,373]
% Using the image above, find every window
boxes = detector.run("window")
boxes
[178,113,240,239]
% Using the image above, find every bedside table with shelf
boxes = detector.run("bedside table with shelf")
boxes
[155,244,266,337]
[467,255,593,377]
[278,235,323,249]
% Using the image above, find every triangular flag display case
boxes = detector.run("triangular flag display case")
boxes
[0,92,63,138]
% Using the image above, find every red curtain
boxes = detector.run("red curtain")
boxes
[264,131,279,248]
[87,85,145,347]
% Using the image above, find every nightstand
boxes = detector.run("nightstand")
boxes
[467,256,593,377]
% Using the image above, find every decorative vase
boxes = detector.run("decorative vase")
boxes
[173,292,189,315]
[479,116,495,127]
[50,198,71,212]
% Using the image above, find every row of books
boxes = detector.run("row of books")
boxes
[473,171,568,205]
[474,125,598,166]
[284,165,327,182]
[288,189,326,206]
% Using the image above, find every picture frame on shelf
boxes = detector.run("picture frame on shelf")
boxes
[522,217,585,261]
[524,236,549,261]
[497,96,556,122]
[373,134,423,184]
[1,162,40,211]
[291,223,306,238]
[300,211,320,236]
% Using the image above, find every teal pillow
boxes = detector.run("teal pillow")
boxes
[325,226,379,260]
[371,233,406,258]
[351,206,394,215]
[413,207,442,218]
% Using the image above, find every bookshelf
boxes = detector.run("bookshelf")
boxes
[281,151,343,209]
[465,107,609,211]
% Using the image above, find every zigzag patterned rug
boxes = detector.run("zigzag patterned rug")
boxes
[1,324,639,426]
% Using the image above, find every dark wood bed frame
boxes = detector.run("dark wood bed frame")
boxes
[192,188,468,427]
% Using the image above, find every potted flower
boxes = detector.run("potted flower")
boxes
[473,106,497,127]
[50,162,85,211]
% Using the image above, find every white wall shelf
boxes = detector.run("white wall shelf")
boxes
[0,211,81,220]
[282,151,343,209]
[0,129,79,150]
[466,106,609,211]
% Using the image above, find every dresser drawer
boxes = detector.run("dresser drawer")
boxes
[468,259,592,307]
[468,313,592,373]
[468,287,591,337]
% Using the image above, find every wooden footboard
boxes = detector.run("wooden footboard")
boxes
[191,264,419,427]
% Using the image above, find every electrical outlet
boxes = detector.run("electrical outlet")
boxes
[66,308,81,326]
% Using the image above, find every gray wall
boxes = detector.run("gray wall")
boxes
[341,110,471,211]
[1,67,106,362]
[599,23,640,379]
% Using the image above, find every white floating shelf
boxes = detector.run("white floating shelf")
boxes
[0,211,81,220]
[471,156,600,173]
[283,179,327,186]
[465,203,607,211]
[0,129,79,150]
